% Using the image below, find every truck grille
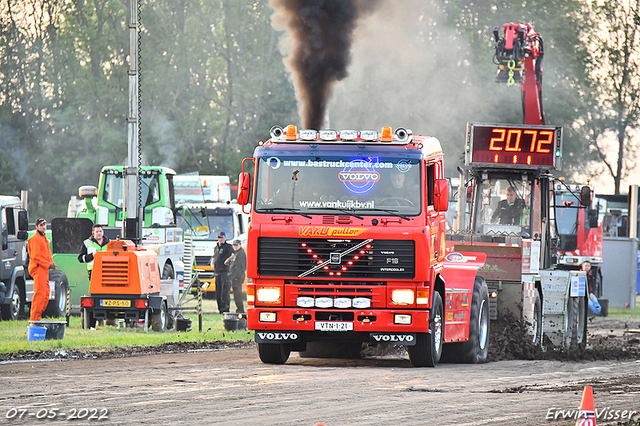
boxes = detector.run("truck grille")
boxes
[101,259,129,287]
[258,237,414,279]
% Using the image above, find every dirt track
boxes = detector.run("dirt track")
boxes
[1,318,639,426]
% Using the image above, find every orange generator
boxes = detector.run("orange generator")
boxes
[80,240,170,331]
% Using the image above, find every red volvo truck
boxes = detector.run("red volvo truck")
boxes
[237,125,487,367]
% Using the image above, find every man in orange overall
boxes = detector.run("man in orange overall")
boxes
[28,218,57,321]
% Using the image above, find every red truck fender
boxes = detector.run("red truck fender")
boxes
[439,251,487,343]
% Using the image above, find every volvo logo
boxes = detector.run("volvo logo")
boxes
[370,333,416,345]
[256,332,299,342]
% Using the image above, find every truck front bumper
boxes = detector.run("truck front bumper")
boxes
[249,307,431,346]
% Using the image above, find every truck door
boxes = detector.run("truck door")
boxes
[0,207,20,281]
[426,164,438,264]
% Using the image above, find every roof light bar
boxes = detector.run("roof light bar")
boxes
[339,130,358,140]
[359,130,378,141]
[319,130,338,140]
[299,129,318,140]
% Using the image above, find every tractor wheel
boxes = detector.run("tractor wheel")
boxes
[151,302,167,332]
[257,343,290,364]
[408,291,443,367]
[44,270,69,318]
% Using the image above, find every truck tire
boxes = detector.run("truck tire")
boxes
[44,271,69,318]
[151,302,167,332]
[408,291,443,367]
[161,263,174,280]
[1,284,23,321]
[442,277,490,363]
[257,343,290,364]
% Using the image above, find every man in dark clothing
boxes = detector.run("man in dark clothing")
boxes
[492,186,526,225]
[210,231,234,314]
[226,239,247,313]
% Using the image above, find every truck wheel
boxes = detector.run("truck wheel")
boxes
[81,308,96,329]
[1,284,23,320]
[445,277,490,363]
[161,263,174,280]
[532,288,542,346]
[44,271,68,318]
[257,343,290,364]
[408,291,443,367]
[151,302,167,332]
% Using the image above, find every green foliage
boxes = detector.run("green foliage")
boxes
[0,0,635,208]
[580,0,640,194]
[0,0,296,216]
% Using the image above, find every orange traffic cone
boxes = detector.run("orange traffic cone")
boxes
[575,385,596,426]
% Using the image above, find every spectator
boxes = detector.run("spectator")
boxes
[28,218,57,321]
[78,224,110,281]
[210,231,234,314]
[581,260,601,315]
[78,224,112,326]
[226,239,247,313]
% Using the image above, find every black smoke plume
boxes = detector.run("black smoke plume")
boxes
[271,0,381,130]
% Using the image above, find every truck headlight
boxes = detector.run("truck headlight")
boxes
[256,287,281,303]
[391,289,415,305]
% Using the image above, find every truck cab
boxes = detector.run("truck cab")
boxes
[0,196,29,320]
[237,125,487,367]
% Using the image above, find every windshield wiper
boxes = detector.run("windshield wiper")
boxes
[366,208,410,220]
[307,207,364,220]
[263,207,312,219]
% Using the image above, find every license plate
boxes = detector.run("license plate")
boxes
[315,321,353,332]
[100,299,131,308]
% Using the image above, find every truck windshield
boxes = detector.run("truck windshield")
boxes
[472,175,533,236]
[179,207,234,241]
[103,174,160,208]
[254,154,421,216]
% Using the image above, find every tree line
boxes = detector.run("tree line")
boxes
[0,0,638,219]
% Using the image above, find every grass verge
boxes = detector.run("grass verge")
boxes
[0,300,252,354]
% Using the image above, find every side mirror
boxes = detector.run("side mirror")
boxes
[579,186,592,207]
[434,179,449,212]
[588,209,598,228]
[1,228,8,250]
[237,172,251,206]
[18,210,28,231]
